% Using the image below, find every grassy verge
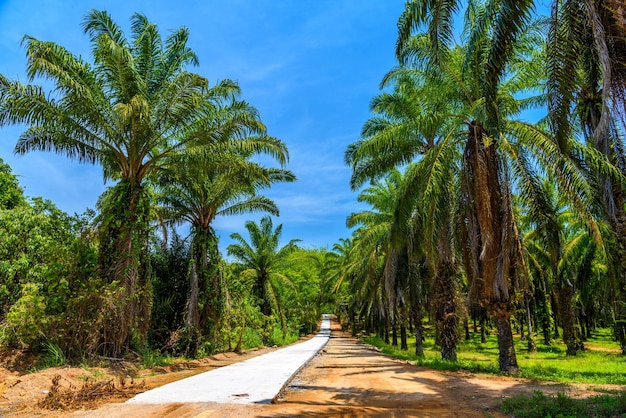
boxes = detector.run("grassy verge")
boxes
[362,326,626,385]
[362,326,626,416]
[500,390,626,418]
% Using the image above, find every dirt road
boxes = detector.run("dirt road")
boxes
[74,321,577,417]
[3,320,591,417]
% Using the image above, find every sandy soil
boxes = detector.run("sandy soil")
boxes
[0,320,618,417]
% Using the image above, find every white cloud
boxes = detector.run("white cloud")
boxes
[0,0,406,249]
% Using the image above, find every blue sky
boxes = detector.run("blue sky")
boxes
[0,1,406,251]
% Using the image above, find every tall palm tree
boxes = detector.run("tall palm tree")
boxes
[346,170,408,347]
[546,0,626,353]
[347,58,462,359]
[0,10,274,355]
[388,1,602,371]
[520,179,599,355]
[227,216,300,340]
[158,147,295,338]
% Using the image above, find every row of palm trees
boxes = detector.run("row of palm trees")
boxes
[0,10,294,356]
[338,0,626,373]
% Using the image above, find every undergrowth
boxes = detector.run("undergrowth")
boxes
[500,390,626,418]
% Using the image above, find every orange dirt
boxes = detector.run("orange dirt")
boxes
[0,321,619,417]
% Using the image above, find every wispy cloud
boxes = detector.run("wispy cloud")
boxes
[0,0,405,250]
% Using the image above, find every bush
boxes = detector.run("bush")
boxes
[1,283,49,349]
[269,326,298,346]
[241,327,263,349]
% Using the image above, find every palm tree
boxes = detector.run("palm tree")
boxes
[346,170,408,347]
[0,10,274,355]
[520,179,599,355]
[158,147,295,339]
[546,0,626,353]
[227,216,300,340]
[329,238,371,337]
[388,1,603,371]
[347,57,463,359]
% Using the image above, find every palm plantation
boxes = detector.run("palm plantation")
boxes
[0,5,625,413]
[545,0,626,353]
[344,1,619,372]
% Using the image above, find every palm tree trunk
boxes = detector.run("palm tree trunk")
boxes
[556,277,579,355]
[525,297,536,352]
[383,316,390,344]
[409,258,424,356]
[434,235,458,362]
[351,310,358,337]
[548,293,559,339]
[399,303,409,350]
[412,303,424,356]
[98,180,152,356]
[611,214,626,354]
[496,315,519,373]
[480,315,487,343]
[435,268,458,361]
[185,260,200,329]
[400,323,408,350]
[462,121,519,372]
[537,279,552,345]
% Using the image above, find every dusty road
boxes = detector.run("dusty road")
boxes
[69,321,576,418]
[5,318,586,418]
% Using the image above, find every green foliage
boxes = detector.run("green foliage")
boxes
[149,233,190,346]
[227,215,301,342]
[0,200,79,313]
[136,347,175,368]
[240,327,264,349]
[39,341,67,368]
[282,248,331,335]
[268,327,299,346]
[0,195,97,356]
[2,283,48,349]
[500,390,626,418]
[0,158,25,210]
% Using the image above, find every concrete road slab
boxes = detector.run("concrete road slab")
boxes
[126,315,331,405]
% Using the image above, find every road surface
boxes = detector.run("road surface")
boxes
[126,315,331,405]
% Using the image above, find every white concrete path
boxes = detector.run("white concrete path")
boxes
[126,315,331,405]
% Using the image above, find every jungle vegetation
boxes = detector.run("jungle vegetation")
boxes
[0,2,625,380]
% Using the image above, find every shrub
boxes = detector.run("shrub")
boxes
[1,283,49,349]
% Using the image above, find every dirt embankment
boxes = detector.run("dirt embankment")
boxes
[0,346,276,417]
[0,321,618,417]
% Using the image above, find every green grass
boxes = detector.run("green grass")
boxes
[362,326,626,385]
[136,347,176,368]
[35,341,67,369]
[501,390,626,418]
[268,327,299,346]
